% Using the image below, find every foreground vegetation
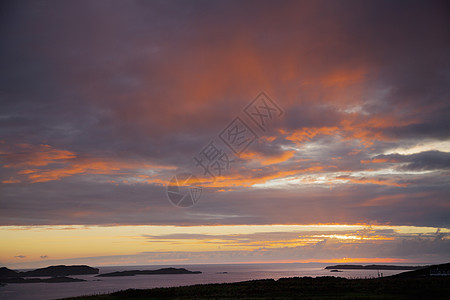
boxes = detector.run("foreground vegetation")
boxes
[65,276,450,300]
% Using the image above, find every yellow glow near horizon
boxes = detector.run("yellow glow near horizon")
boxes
[1,224,448,268]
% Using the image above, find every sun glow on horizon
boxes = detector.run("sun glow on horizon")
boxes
[1,224,447,268]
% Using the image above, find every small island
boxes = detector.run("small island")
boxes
[97,267,201,277]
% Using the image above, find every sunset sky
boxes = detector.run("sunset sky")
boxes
[1,0,449,269]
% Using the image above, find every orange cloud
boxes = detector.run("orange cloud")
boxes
[360,158,389,164]
[2,144,76,168]
[339,115,420,147]
[1,144,175,184]
[283,127,339,144]
[280,113,419,148]
[321,67,367,88]
[197,165,328,189]
[339,119,388,147]
[1,178,21,184]
[359,192,431,207]
[24,160,122,183]
[241,150,295,166]
[348,149,362,156]
[335,176,408,187]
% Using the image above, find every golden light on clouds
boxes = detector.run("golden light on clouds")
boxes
[1,224,447,268]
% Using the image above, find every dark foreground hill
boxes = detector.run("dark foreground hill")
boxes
[391,262,450,278]
[63,276,450,300]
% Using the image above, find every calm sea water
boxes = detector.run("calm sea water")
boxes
[0,263,412,300]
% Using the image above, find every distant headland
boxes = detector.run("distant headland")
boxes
[0,265,98,284]
[0,265,201,284]
[325,264,423,270]
[97,267,202,277]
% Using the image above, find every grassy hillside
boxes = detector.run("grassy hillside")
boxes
[65,276,450,300]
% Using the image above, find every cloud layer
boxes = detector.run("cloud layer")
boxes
[0,0,449,232]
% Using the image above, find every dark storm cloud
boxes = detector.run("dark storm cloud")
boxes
[373,151,450,171]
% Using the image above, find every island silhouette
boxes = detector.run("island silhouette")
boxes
[0,265,98,284]
[0,265,201,284]
[96,267,201,277]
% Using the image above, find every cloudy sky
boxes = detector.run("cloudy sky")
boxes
[1,0,449,268]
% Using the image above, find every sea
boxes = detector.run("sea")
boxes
[0,263,415,300]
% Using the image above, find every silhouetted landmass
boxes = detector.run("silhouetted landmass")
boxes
[0,265,97,285]
[330,269,342,272]
[1,276,86,284]
[63,276,450,300]
[325,264,423,270]
[0,267,20,278]
[21,265,99,277]
[390,263,450,278]
[97,268,201,277]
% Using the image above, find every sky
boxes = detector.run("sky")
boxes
[0,0,449,269]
